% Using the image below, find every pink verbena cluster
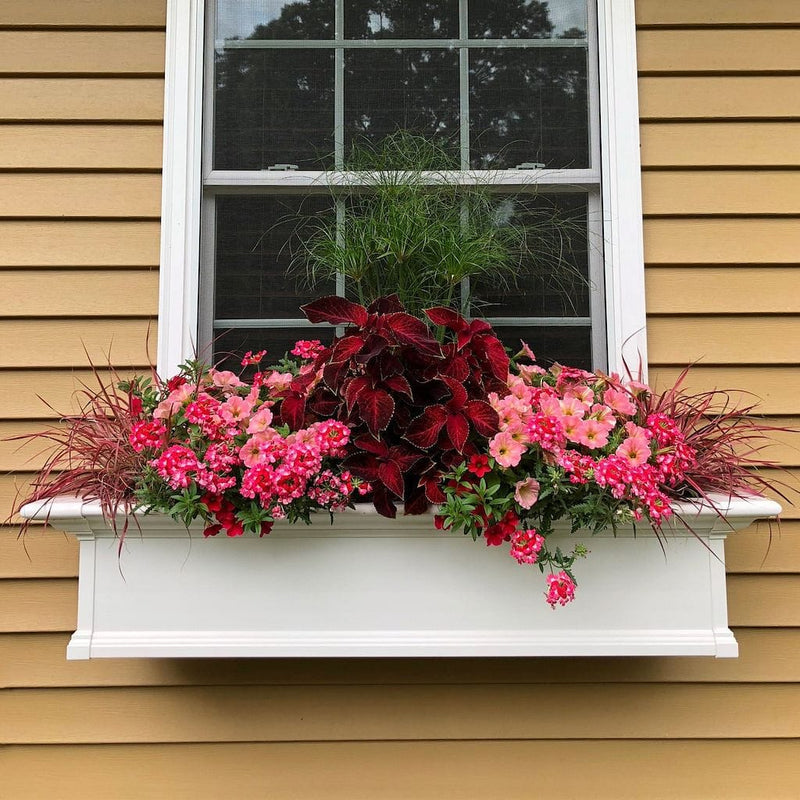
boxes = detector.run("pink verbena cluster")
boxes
[126,349,366,537]
[440,347,701,607]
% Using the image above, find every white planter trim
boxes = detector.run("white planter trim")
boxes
[22,495,780,660]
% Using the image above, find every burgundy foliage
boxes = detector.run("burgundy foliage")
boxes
[279,295,508,517]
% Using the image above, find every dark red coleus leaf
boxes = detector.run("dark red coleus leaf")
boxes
[383,313,441,355]
[342,452,381,482]
[472,333,510,381]
[372,484,397,518]
[421,473,446,504]
[389,444,424,472]
[403,485,430,516]
[355,332,391,363]
[443,377,468,410]
[331,334,366,363]
[353,434,389,458]
[440,354,470,382]
[308,393,339,418]
[424,306,467,331]
[383,374,412,398]
[405,405,448,449]
[378,460,405,498]
[446,412,470,453]
[302,296,369,326]
[279,393,306,430]
[344,375,371,413]
[464,400,500,437]
[357,388,395,435]
[322,360,348,391]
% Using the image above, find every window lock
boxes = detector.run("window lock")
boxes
[266,163,299,171]
[515,162,546,170]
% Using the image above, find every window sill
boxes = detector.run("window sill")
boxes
[22,495,780,660]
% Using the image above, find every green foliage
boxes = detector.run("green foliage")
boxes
[292,131,583,318]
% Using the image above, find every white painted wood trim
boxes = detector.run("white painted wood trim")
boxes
[156,1,649,375]
[156,0,205,376]
[597,0,648,378]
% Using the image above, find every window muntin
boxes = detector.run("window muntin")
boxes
[201,0,604,369]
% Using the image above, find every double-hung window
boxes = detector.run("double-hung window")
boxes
[157,0,646,377]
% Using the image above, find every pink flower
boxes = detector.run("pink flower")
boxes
[153,383,195,419]
[246,405,274,434]
[603,387,636,417]
[291,339,324,360]
[616,435,651,467]
[241,350,266,367]
[558,396,588,419]
[128,420,166,452]
[488,431,526,468]
[219,395,254,426]
[510,528,545,564]
[575,418,610,449]
[519,341,537,361]
[264,371,294,392]
[545,571,576,608]
[514,477,540,510]
[210,369,245,393]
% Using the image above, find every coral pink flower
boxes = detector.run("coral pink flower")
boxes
[210,369,245,393]
[575,418,610,449]
[603,387,636,416]
[589,404,616,431]
[616,435,651,467]
[246,405,274,434]
[558,396,588,419]
[488,431,526,468]
[565,386,594,405]
[514,477,540,510]
[264,371,293,392]
[219,395,254,426]
[153,383,195,419]
[562,414,583,442]
[517,363,547,383]
[519,341,537,361]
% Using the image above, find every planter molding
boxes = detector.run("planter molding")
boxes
[22,495,780,660]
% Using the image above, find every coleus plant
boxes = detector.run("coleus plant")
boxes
[275,295,509,517]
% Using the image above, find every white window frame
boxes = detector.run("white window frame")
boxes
[156,0,646,379]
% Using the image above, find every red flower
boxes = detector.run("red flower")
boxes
[129,395,143,416]
[434,514,450,531]
[259,521,274,537]
[467,454,492,478]
[201,492,223,513]
[203,523,222,538]
[166,375,187,392]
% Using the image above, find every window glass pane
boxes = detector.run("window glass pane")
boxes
[493,325,592,370]
[216,0,334,41]
[473,194,590,317]
[469,0,587,39]
[214,195,335,321]
[214,48,335,170]
[469,47,588,169]
[344,49,460,153]
[344,0,458,39]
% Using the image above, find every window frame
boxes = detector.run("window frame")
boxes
[156,0,646,379]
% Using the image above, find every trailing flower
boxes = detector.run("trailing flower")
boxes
[437,348,788,607]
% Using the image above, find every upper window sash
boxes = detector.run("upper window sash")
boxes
[157,0,645,379]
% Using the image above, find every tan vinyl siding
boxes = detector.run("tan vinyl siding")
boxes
[0,2,798,798]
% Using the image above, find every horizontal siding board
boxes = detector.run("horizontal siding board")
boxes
[645,268,800,313]
[4,740,800,800]
[0,269,158,317]
[4,741,800,800]
[0,579,76,632]
[642,171,800,216]
[0,0,166,27]
[728,575,800,626]
[3,684,800,743]
[0,174,161,218]
[639,76,800,119]
[0,221,160,266]
[726,521,800,573]
[647,316,800,364]
[0,125,163,169]
[637,30,800,73]
[0,32,165,75]
[0,78,164,121]
[644,218,800,264]
[640,122,800,167]
[636,0,800,26]
[0,370,144,419]
[0,319,156,368]
[2,628,800,688]
[0,527,78,578]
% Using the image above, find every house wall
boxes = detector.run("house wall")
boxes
[1,1,799,796]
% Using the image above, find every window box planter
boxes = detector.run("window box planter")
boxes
[22,494,779,660]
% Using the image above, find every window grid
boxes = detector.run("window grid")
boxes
[200,0,605,369]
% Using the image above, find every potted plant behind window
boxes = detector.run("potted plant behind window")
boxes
[15,136,786,660]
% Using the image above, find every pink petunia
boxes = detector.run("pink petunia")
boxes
[603,387,636,416]
[514,477,540,510]
[575,418,610,449]
[615,435,651,467]
[488,431,526,468]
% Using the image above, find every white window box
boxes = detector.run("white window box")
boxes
[22,495,779,659]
